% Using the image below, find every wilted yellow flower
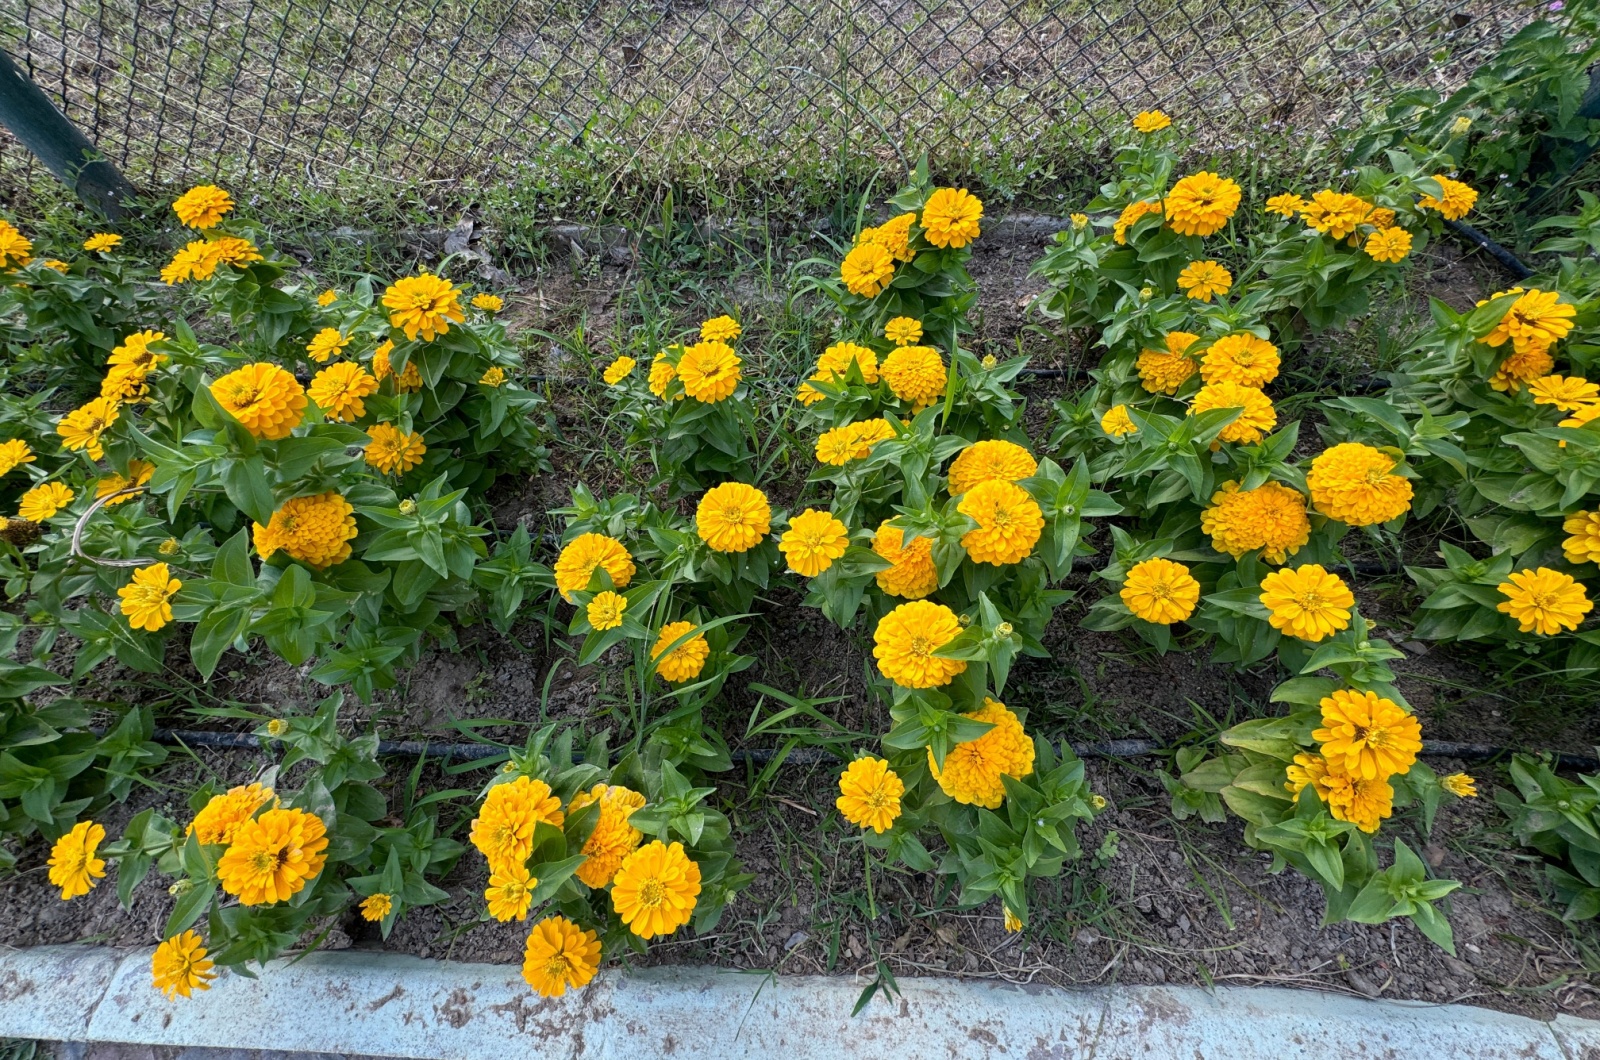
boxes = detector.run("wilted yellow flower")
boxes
[1163,172,1241,236]
[470,775,564,871]
[885,316,923,346]
[612,841,701,939]
[1313,689,1421,781]
[1418,175,1477,220]
[586,590,627,631]
[840,241,895,297]
[651,620,711,683]
[57,396,120,459]
[1496,567,1592,635]
[570,783,647,888]
[0,439,34,477]
[836,757,903,833]
[881,345,947,407]
[1121,557,1200,624]
[695,481,771,552]
[1200,333,1279,387]
[472,293,504,312]
[363,423,426,474]
[958,479,1043,565]
[1442,773,1477,798]
[1200,480,1310,564]
[926,698,1034,809]
[151,930,216,999]
[873,600,966,688]
[780,508,849,577]
[677,340,741,402]
[872,521,939,599]
[522,916,603,998]
[553,533,635,601]
[252,491,357,568]
[172,185,234,228]
[1305,443,1413,526]
[1070,213,1089,230]
[382,274,464,341]
[1112,199,1162,244]
[308,361,379,422]
[18,482,75,521]
[216,808,328,905]
[1531,374,1600,411]
[1189,381,1276,444]
[305,328,350,363]
[1563,511,1600,564]
[210,363,306,440]
[1177,260,1231,301]
[1259,564,1354,642]
[700,314,741,341]
[603,356,636,384]
[84,233,122,252]
[1132,109,1171,133]
[48,821,106,899]
[1136,331,1201,394]
[117,562,180,631]
[187,783,275,846]
[921,187,984,248]
[1365,228,1412,263]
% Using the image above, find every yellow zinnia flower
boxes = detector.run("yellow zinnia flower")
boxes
[695,481,771,553]
[1164,172,1241,237]
[187,783,275,846]
[18,482,75,521]
[881,344,947,407]
[1482,288,1576,357]
[612,840,701,940]
[553,533,635,601]
[1418,175,1477,220]
[946,439,1037,495]
[1177,259,1231,301]
[1313,689,1422,781]
[308,362,379,422]
[1200,480,1310,564]
[1305,442,1413,526]
[1136,331,1201,394]
[1327,771,1395,833]
[1442,773,1477,798]
[0,438,35,476]
[486,862,536,922]
[957,479,1044,565]
[1491,347,1556,393]
[586,590,627,631]
[57,395,121,459]
[48,820,106,899]
[1530,374,1600,411]
[863,212,918,262]
[1100,404,1137,437]
[0,220,32,268]
[172,184,234,229]
[648,351,679,400]
[216,807,328,905]
[470,775,564,871]
[700,314,741,341]
[151,930,217,999]
[836,757,904,833]
[920,187,984,249]
[779,508,849,577]
[1259,564,1354,642]
[873,600,966,689]
[885,316,923,346]
[1132,109,1171,133]
[472,293,504,312]
[522,916,603,997]
[927,698,1035,809]
[1563,511,1600,564]
[1299,190,1372,239]
[305,328,350,363]
[359,893,394,922]
[1112,199,1163,244]
[382,274,465,341]
[840,241,895,297]
[1365,228,1412,263]
[480,366,506,386]
[651,620,711,683]
[211,363,307,440]
[251,491,357,568]
[677,340,741,402]
[317,289,338,306]
[1120,557,1201,624]
[1189,381,1276,444]
[363,423,426,474]
[117,562,181,632]
[1496,567,1592,635]
[570,783,647,888]
[1200,333,1279,387]
[603,356,636,384]
[83,233,122,252]
[872,521,939,599]
[209,237,261,268]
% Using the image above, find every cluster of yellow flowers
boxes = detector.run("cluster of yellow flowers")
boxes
[839,187,983,297]
[1286,689,1442,833]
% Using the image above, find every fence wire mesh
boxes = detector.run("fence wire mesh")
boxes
[0,0,1536,194]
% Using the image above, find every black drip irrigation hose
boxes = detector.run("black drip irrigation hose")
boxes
[145,728,1600,774]
[1443,219,1534,281]
[514,366,1394,392]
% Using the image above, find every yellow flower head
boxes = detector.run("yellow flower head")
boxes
[1200,333,1280,387]
[1259,564,1354,642]
[363,423,426,474]
[172,185,234,229]
[1189,381,1276,444]
[84,233,122,252]
[57,395,121,459]
[1177,260,1232,302]
[308,362,379,423]
[349,893,391,923]
[1442,773,1478,798]
[470,775,564,872]
[472,293,504,312]
[209,237,261,268]
[927,698,1035,809]
[864,212,919,262]
[1121,557,1201,624]
[151,930,217,999]
[1132,109,1171,133]
[522,916,603,997]
[317,289,338,306]
[958,479,1044,565]
[1299,190,1372,239]
[305,328,350,363]
[840,241,895,297]
[678,340,742,402]
[947,439,1037,495]
[160,240,220,284]
[696,481,771,552]
[48,821,106,899]
[1327,771,1394,833]
[1136,331,1201,394]
[836,757,904,833]
[603,356,636,385]
[1482,288,1577,357]
[1313,689,1422,781]
[382,274,465,341]
[252,491,358,569]
[216,807,328,905]
[19,482,75,521]
[586,590,627,631]
[1530,374,1600,411]
[881,345,947,407]
[648,352,679,400]
[1305,442,1413,526]
[486,862,536,922]
[872,520,939,599]
[554,533,635,602]
[1496,567,1592,635]
[1100,404,1137,437]
[797,342,880,404]
[0,221,31,269]
[1491,347,1556,393]
[187,783,275,846]
[1418,175,1477,220]
[118,562,181,632]
[1164,172,1241,237]
[700,314,741,342]
[570,783,647,888]
[921,187,984,249]
[1113,199,1163,244]
[813,418,897,465]
[612,840,701,939]
[211,363,307,440]
[0,439,34,477]
[1365,228,1412,263]
[108,330,169,377]
[651,620,711,683]
[1200,480,1310,564]
[885,316,923,346]
[780,508,849,577]
[371,340,422,392]
[873,600,966,689]
[1563,511,1600,565]
[480,366,506,387]
[1286,752,1339,805]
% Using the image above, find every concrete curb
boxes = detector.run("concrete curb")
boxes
[1,944,1596,1059]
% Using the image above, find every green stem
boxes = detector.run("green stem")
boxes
[863,841,877,920]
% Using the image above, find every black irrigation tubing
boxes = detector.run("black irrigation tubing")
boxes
[144,728,1600,774]
[1443,218,1535,281]
[514,367,1394,392]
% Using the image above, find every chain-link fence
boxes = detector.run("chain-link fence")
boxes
[0,0,1535,194]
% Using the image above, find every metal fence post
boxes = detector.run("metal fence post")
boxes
[0,47,137,218]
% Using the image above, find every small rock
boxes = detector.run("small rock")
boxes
[1345,969,1381,997]
[784,931,809,952]
[1135,895,1154,914]
[1443,956,1473,979]
[1074,927,1100,948]
[1401,640,1430,655]
[848,934,865,959]
[935,924,958,946]
[1176,914,1191,932]
[1151,964,1167,983]
[1424,844,1447,868]
[1167,851,1184,866]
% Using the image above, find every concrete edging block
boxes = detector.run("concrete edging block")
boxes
[0,945,123,1041]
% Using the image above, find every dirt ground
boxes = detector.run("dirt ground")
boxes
[4,216,1598,1022]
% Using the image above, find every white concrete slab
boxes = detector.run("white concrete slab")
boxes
[0,945,121,1041]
